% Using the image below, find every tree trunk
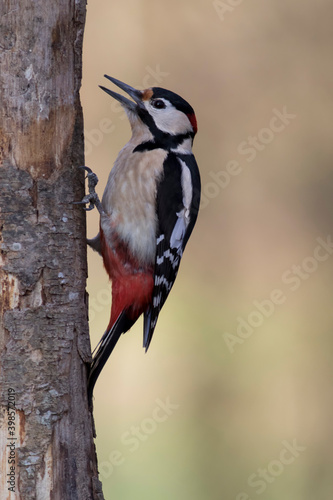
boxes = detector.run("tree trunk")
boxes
[0,1,104,498]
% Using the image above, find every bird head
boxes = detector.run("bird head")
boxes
[100,75,197,142]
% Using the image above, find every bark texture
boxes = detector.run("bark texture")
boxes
[0,1,104,498]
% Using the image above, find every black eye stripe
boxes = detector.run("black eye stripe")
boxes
[152,99,166,109]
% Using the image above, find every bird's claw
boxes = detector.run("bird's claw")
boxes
[73,196,96,211]
[74,166,104,214]
[78,166,99,189]
[78,165,93,175]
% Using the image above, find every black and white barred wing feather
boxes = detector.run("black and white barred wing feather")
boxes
[143,152,201,350]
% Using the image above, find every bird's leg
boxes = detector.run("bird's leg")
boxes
[74,166,105,215]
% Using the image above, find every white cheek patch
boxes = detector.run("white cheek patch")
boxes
[144,101,192,136]
[170,159,193,252]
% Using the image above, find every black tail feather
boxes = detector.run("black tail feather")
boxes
[87,311,133,408]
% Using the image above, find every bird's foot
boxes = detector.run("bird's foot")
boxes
[74,166,104,214]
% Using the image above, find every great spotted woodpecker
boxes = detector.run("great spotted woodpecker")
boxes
[79,76,201,404]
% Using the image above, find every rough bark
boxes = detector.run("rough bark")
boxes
[0,1,104,498]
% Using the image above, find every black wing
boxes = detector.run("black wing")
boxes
[143,152,201,350]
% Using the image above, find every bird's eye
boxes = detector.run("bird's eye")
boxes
[152,99,166,109]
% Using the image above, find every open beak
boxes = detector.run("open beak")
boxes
[99,75,143,111]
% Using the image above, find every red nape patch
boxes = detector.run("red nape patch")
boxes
[187,113,198,134]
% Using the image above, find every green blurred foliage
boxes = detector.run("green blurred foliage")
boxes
[81,1,333,498]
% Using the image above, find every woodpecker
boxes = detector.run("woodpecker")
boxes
[79,75,201,405]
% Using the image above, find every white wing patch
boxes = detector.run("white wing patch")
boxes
[169,159,193,252]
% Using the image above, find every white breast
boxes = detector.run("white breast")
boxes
[101,142,167,265]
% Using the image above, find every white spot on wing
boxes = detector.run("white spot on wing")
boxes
[153,294,162,307]
[156,255,164,265]
[156,249,178,268]
[154,275,171,289]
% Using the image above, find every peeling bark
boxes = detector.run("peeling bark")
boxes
[0,1,104,498]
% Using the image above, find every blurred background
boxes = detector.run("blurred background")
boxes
[81,1,333,499]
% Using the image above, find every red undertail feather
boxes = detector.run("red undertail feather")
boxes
[110,274,153,326]
[99,227,154,329]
